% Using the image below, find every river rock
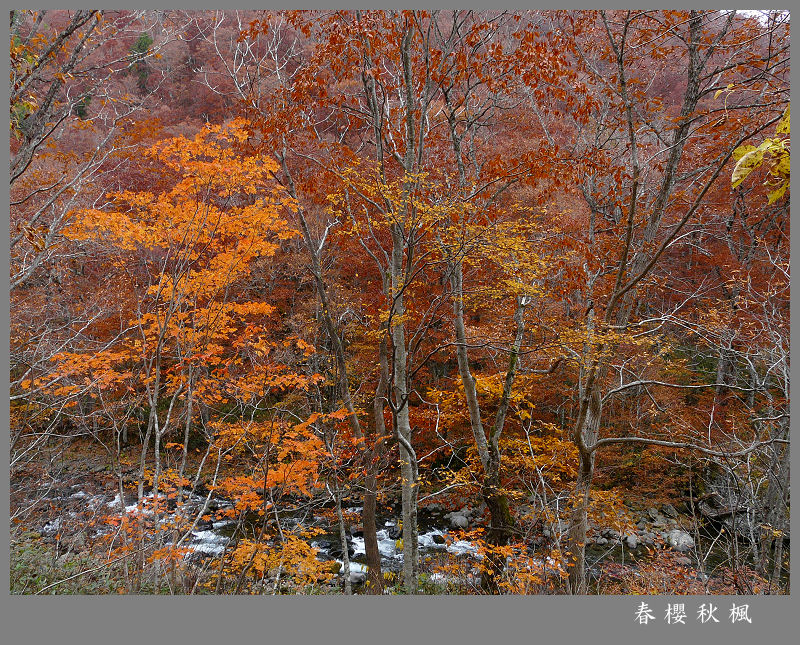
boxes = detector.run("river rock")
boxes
[432,534,446,545]
[666,529,695,552]
[601,528,620,541]
[647,507,660,521]
[675,556,692,566]
[624,534,638,549]
[349,570,367,584]
[595,537,608,546]
[345,562,369,584]
[329,539,355,559]
[446,512,470,529]
[636,519,647,530]
[661,503,678,518]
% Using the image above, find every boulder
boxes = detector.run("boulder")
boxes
[601,528,620,541]
[432,534,446,545]
[661,503,679,518]
[447,512,470,529]
[349,570,367,584]
[624,534,638,550]
[595,537,608,546]
[647,507,660,521]
[328,539,355,559]
[666,529,695,553]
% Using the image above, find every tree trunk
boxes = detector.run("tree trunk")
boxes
[452,264,528,593]
[566,451,595,594]
[364,333,391,593]
[391,224,418,594]
[335,483,353,595]
[480,468,513,593]
[566,381,602,594]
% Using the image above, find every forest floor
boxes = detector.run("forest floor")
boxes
[10,437,782,595]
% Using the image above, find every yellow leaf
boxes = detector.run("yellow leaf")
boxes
[776,104,790,135]
[731,148,764,188]
[767,183,788,204]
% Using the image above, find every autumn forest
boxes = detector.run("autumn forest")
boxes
[9,9,790,595]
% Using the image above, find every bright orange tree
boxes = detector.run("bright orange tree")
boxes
[38,119,333,585]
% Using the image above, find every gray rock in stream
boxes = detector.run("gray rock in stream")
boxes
[349,570,367,584]
[666,529,695,553]
[624,534,638,549]
[661,503,679,518]
[446,512,470,529]
[601,528,620,541]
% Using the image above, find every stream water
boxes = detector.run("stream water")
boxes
[33,482,484,582]
[28,478,782,592]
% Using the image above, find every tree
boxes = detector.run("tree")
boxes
[544,9,789,592]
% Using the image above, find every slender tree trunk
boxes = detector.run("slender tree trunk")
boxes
[364,333,390,593]
[480,462,513,593]
[334,481,353,595]
[390,223,419,593]
[566,451,594,594]
[567,382,602,594]
[393,304,419,593]
[452,263,527,592]
[280,159,386,591]
[451,264,491,469]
